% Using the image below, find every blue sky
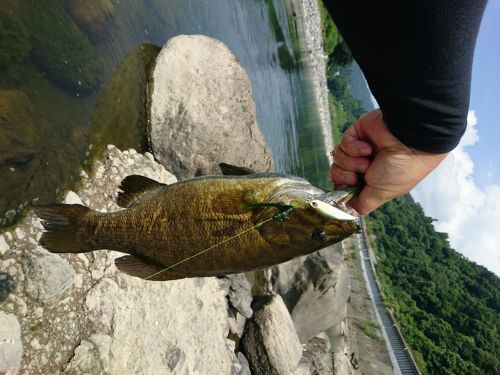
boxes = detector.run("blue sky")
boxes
[469,0,500,188]
[412,1,500,276]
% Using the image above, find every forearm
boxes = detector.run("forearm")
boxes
[323,0,487,153]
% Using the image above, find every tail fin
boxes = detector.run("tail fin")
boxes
[36,204,93,254]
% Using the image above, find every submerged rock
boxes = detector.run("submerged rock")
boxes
[0,13,31,71]
[0,90,38,167]
[150,34,273,179]
[28,0,103,92]
[241,293,303,374]
[88,44,160,160]
[64,0,115,42]
[0,312,23,375]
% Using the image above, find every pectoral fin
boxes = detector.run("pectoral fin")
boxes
[114,255,185,281]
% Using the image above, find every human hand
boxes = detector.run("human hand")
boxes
[330,109,448,215]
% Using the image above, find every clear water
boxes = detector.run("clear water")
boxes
[0,0,329,226]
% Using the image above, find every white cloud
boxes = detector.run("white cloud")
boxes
[411,111,500,276]
[487,162,496,179]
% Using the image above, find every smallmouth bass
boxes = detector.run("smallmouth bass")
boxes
[36,164,360,281]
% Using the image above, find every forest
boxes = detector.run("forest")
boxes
[367,196,499,374]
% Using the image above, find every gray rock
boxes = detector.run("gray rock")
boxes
[0,312,23,375]
[64,191,83,205]
[271,247,350,342]
[241,293,303,374]
[228,310,247,339]
[24,248,75,304]
[238,352,251,375]
[78,273,234,374]
[297,333,333,375]
[150,34,273,179]
[0,235,10,255]
[63,334,111,374]
[23,247,75,304]
[226,273,253,319]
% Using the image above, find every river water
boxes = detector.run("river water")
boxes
[0,0,330,226]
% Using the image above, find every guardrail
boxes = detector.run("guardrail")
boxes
[358,217,421,375]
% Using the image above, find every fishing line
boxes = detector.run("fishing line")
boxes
[145,205,293,280]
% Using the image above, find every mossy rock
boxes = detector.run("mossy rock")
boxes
[88,44,160,162]
[0,90,39,166]
[0,13,31,71]
[28,0,103,92]
[0,90,41,223]
[64,0,115,43]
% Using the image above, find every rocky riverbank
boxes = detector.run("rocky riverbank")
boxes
[0,31,356,374]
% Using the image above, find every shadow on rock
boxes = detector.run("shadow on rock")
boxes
[0,273,15,302]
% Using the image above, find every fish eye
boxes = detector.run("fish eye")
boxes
[311,229,326,242]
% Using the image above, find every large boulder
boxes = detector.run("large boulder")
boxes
[64,0,115,42]
[150,35,273,179]
[240,293,303,374]
[271,245,351,342]
[28,0,103,92]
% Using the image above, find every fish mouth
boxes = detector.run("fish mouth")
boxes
[308,187,360,222]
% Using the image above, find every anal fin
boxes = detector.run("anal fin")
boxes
[114,255,185,281]
[117,175,166,208]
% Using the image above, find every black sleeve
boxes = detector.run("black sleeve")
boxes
[323,0,487,153]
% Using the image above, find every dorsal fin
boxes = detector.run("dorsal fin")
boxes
[117,175,166,208]
[219,163,256,176]
[114,255,186,281]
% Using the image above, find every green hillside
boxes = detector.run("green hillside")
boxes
[367,196,500,375]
